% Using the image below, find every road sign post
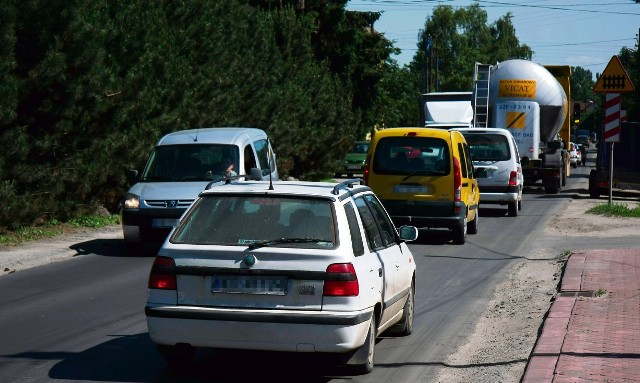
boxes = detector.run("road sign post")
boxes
[593,55,635,205]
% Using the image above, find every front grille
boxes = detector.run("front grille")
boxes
[145,199,195,208]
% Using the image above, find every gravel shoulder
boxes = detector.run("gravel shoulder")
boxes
[1,225,123,275]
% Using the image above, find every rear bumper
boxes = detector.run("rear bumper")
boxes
[478,185,520,205]
[145,305,372,353]
[382,199,467,229]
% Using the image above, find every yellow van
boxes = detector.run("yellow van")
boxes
[363,127,479,244]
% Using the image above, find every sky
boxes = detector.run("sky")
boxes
[347,0,639,79]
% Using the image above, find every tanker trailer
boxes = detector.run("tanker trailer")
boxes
[487,60,569,194]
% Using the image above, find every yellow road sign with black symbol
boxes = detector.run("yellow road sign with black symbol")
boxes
[594,55,635,93]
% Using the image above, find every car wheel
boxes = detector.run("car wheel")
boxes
[468,210,478,234]
[157,344,195,369]
[349,315,377,374]
[392,282,414,336]
[508,201,518,217]
[452,216,467,244]
[518,197,522,211]
[124,242,143,257]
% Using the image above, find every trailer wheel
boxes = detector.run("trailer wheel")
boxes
[545,178,561,194]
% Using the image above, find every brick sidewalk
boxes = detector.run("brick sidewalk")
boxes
[523,249,640,383]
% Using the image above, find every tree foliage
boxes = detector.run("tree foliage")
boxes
[0,0,389,228]
[413,4,532,92]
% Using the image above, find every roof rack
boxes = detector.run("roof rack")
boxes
[331,178,362,195]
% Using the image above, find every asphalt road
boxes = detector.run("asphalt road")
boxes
[0,164,612,383]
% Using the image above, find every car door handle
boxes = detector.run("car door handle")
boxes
[378,268,383,277]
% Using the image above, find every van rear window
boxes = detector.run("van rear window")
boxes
[372,137,450,175]
[464,134,511,162]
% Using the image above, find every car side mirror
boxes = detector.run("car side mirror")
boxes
[398,225,418,242]
[248,168,262,181]
[127,169,138,185]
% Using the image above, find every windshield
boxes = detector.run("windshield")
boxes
[465,134,511,162]
[372,136,450,175]
[171,195,336,248]
[141,144,240,182]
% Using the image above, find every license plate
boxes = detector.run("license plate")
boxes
[394,185,429,193]
[151,218,178,228]
[212,275,288,295]
[346,164,362,170]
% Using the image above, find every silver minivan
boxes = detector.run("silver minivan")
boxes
[455,128,523,217]
[122,127,278,254]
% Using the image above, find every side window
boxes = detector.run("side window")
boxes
[457,143,469,179]
[243,145,257,175]
[253,139,271,176]
[463,143,474,177]
[354,197,383,251]
[363,194,397,247]
[344,202,365,256]
[512,137,521,164]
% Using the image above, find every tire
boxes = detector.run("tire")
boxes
[518,197,522,211]
[350,316,377,374]
[157,344,195,369]
[124,242,143,257]
[508,201,518,217]
[468,210,478,234]
[545,177,561,194]
[589,170,600,198]
[392,283,415,336]
[452,216,467,244]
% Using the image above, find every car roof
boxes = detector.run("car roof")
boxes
[200,180,371,200]
[375,127,453,139]
[157,127,266,146]
[454,127,515,136]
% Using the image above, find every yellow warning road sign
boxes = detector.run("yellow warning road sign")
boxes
[594,55,635,93]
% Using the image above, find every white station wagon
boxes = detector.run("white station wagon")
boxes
[145,180,418,374]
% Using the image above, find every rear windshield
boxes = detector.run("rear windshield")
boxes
[372,136,450,175]
[464,133,511,162]
[171,195,336,248]
[141,144,240,182]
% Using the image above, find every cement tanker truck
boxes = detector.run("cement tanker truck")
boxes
[485,60,570,194]
[419,60,571,193]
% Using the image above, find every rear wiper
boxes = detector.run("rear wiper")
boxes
[402,169,442,181]
[247,238,324,250]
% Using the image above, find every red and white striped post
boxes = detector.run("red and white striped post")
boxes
[603,93,621,204]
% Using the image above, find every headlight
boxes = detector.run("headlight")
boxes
[123,193,140,209]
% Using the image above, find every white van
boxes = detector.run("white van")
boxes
[454,128,523,217]
[122,127,278,254]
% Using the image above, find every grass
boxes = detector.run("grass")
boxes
[587,202,640,218]
[0,214,121,246]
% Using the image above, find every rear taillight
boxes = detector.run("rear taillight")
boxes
[363,155,371,185]
[509,171,518,186]
[453,157,462,203]
[597,180,609,188]
[323,263,359,296]
[148,256,177,290]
